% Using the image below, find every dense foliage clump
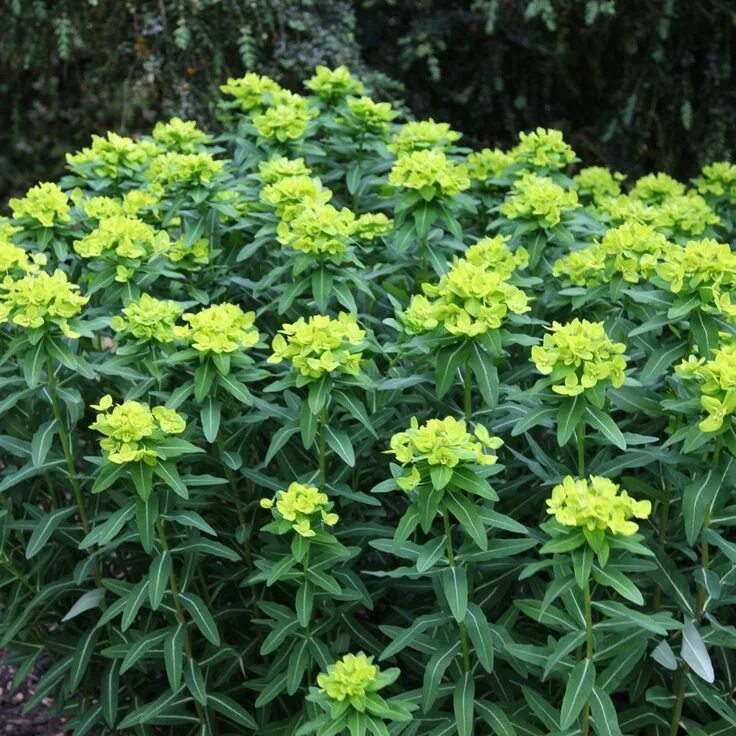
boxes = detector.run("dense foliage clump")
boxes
[1,66,735,736]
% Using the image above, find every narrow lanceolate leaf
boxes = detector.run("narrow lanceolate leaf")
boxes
[556,395,585,447]
[422,641,460,712]
[589,687,622,736]
[435,343,468,399]
[24,339,46,388]
[100,661,119,727]
[185,659,207,705]
[682,471,719,546]
[69,628,99,691]
[463,604,494,673]
[560,659,595,729]
[148,551,172,610]
[207,692,257,729]
[585,407,626,450]
[639,343,686,384]
[454,673,475,736]
[26,506,75,559]
[200,396,222,443]
[592,565,644,605]
[440,566,468,623]
[651,640,678,671]
[681,620,714,683]
[324,426,355,467]
[180,592,220,645]
[31,419,59,466]
[476,700,517,736]
[154,461,189,499]
[163,623,184,690]
[62,589,105,622]
[135,495,159,554]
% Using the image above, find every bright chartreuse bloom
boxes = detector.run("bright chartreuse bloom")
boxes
[66,132,158,180]
[696,161,736,201]
[500,172,579,226]
[388,150,470,199]
[90,395,185,465]
[650,192,719,239]
[181,303,259,354]
[78,190,159,221]
[317,653,388,702]
[546,475,651,536]
[510,127,576,171]
[168,236,210,267]
[656,238,736,320]
[573,166,626,203]
[268,313,365,379]
[466,147,513,182]
[260,175,332,220]
[0,218,21,240]
[111,294,185,343]
[0,270,87,337]
[630,172,685,204]
[9,183,71,228]
[276,203,356,257]
[531,318,627,396]
[258,156,312,184]
[387,119,462,155]
[146,152,225,190]
[305,65,365,101]
[595,193,657,227]
[260,482,338,537]
[219,72,284,111]
[676,341,736,432]
[0,241,47,276]
[553,222,671,286]
[388,417,502,489]
[152,117,212,152]
[252,93,315,142]
[343,96,396,134]
[403,237,529,337]
[353,212,393,240]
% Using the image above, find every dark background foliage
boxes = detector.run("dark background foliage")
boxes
[2,0,735,199]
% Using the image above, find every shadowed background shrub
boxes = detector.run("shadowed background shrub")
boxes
[2,0,736,199]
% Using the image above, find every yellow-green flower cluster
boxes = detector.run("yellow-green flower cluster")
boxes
[168,237,209,267]
[696,161,736,201]
[152,117,211,152]
[0,270,87,337]
[466,148,513,182]
[276,203,356,257]
[73,216,170,280]
[595,194,656,226]
[219,72,284,111]
[78,190,159,220]
[553,222,671,286]
[650,193,719,238]
[500,173,579,226]
[0,241,47,276]
[573,166,625,203]
[546,475,651,537]
[111,294,185,343]
[353,212,393,240]
[66,132,157,179]
[388,150,470,199]
[260,482,338,537]
[0,218,20,241]
[317,653,380,702]
[260,175,332,220]
[258,156,312,184]
[181,303,259,354]
[252,93,316,142]
[146,152,225,190]
[531,318,627,396]
[9,183,71,228]
[403,237,529,337]
[387,119,461,155]
[510,127,576,170]
[268,313,365,379]
[676,341,736,432]
[344,96,396,134]
[90,395,185,465]
[389,417,502,489]
[630,172,685,204]
[305,65,365,101]
[656,238,736,319]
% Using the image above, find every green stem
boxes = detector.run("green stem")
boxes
[577,423,586,478]
[319,406,328,488]
[695,438,722,616]
[669,664,688,736]
[464,362,473,423]
[581,576,594,736]
[46,353,90,534]
[217,437,250,565]
[443,509,471,673]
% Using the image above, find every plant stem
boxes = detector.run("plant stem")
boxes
[46,354,90,534]
[581,576,594,736]
[443,509,471,673]
[319,406,328,488]
[695,438,722,616]
[217,437,250,565]
[669,664,688,736]
[464,362,473,423]
[577,423,585,478]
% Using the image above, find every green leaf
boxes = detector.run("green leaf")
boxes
[454,673,475,736]
[476,700,518,736]
[100,661,119,727]
[435,343,468,399]
[681,621,714,683]
[180,592,220,645]
[69,628,99,691]
[185,660,207,705]
[324,426,355,466]
[682,471,719,545]
[464,603,494,673]
[130,461,154,501]
[62,588,105,622]
[511,406,557,437]
[135,495,159,554]
[469,342,499,408]
[585,406,626,450]
[218,373,253,405]
[92,461,127,493]
[589,687,622,736]
[200,396,221,443]
[0,459,64,493]
[79,505,135,550]
[194,359,216,402]
[445,492,487,550]
[422,641,460,711]
[153,460,189,499]
[121,580,148,632]
[296,580,314,627]
[165,510,216,536]
[148,551,172,610]
[26,506,75,559]
[415,535,447,573]
[308,374,332,415]
[31,418,58,466]
[24,339,46,388]
[312,267,333,313]
[639,343,686,385]
[592,565,643,606]
[163,624,184,690]
[334,390,377,438]
[208,692,257,729]
[560,659,595,729]
[557,394,586,447]
[173,538,240,561]
[440,566,468,622]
